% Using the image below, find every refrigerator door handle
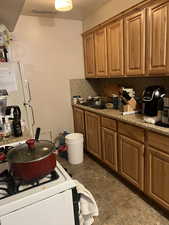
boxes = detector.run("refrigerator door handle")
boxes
[27,81,32,103]
[24,103,35,126]
[18,62,32,104]
[29,104,35,126]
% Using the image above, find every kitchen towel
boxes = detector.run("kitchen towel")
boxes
[74,180,99,225]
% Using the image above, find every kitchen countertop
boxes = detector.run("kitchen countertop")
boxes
[0,128,31,146]
[73,104,169,137]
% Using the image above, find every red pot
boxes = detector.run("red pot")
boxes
[7,137,57,182]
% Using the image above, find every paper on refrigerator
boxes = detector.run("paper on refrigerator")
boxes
[0,66,17,93]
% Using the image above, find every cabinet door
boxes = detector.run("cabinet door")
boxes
[83,33,95,78]
[85,111,101,159]
[102,128,118,171]
[94,27,108,77]
[107,19,124,76]
[147,2,169,75]
[73,107,85,134]
[146,147,169,210]
[124,10,145,75]
[118,135,144,190]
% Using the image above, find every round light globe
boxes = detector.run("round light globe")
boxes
[55,0,73,12]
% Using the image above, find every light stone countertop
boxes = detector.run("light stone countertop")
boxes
[73,104,169,137]
[0,129,31,146]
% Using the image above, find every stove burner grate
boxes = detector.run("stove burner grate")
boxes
[0,170,59,200]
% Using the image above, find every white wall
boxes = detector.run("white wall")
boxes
[83,0,144,31]
[12,15,84,139]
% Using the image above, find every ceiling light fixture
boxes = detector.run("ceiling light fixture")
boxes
[55,0,73,12]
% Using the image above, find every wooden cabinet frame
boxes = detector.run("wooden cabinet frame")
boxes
[83,0,169,78]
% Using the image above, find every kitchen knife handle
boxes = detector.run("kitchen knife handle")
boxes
[35,127,41,141]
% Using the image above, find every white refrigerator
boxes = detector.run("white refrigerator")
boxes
[0,61,34,136]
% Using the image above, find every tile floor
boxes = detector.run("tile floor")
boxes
[58,155,169,225]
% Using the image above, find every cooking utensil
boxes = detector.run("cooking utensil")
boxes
[35,127,40,141]
[7,128,56,182]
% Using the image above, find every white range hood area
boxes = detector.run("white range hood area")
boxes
[0,0,25,32]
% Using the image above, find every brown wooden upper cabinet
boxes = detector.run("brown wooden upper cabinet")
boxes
[94,27,108,77]
[107,19,124,76]
[83,33,95,78]
[124,9,146,76]
[147,1,169,75]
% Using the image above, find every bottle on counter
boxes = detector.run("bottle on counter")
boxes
[3,117,11,138]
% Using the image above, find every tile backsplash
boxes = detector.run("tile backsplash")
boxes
[69,79,98,100]
[70,77,169,100]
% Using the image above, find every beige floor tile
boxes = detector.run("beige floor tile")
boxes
[58,155,169,225]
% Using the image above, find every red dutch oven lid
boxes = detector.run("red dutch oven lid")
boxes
[7,139,55,164]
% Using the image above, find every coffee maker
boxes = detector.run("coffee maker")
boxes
[142,86,166,124]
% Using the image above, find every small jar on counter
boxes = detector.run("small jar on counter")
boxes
[72,96,81,104]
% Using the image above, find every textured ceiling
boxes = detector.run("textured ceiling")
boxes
[0,0,25,31]
[22,0,110,20]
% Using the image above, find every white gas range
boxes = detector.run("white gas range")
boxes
[0,141,79,225]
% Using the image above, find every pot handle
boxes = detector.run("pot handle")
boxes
[35,127,41,141]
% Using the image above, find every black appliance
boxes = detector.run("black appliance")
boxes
[5,106,22,137]
[142,86,166,117]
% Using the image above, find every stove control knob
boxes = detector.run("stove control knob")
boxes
[0,152,6,161]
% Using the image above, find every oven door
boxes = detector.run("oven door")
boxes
[0,189,76,225]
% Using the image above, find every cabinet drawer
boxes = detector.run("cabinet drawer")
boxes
[147,131,169,154]
[101,117,117,131]
[118,122,144,143]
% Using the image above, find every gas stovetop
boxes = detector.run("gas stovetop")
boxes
[0,160,76,220]
[0,168,59,200]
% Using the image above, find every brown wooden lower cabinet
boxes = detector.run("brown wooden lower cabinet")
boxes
[118,135,144,190]
[85,111,102,159]
[73,107,86,147]
[73,107,85,134]
[102,127,118,171]
[73,107,169,211]
[146,146,169,210]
